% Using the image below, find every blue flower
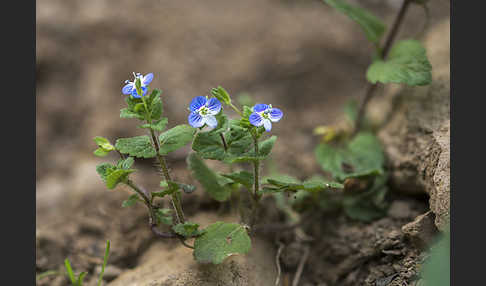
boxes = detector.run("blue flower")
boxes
[249,104,283,132]
[122,72,154,98]
[188,96,222,129]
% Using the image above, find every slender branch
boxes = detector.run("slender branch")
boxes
[354,0,411,135]
[292,246,310,286]
[275,242,285,286]
[249,134,260,229]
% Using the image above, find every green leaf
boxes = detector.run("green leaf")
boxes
[342,174,388,222]
[64,259,76,284]
[94,136,115,151]
[152,181,180,198]
[96,163,115,182]
[315,132,385,182]
[122,194,140,207]
[149,95,163,120]
[155,208,173,225]
[421,227,450,286]
[366,39,432,86]
[93,148,110,157]
[106,169,135,189]
[221,171,254,189]
[324,0,385,44]
[262,175,343,195]
[210,86,232,105]
[115,136,156,158]
[193,222,251,264]
[172,222,206,238]
[187,153,232,202]
[258,136,277,157]
[139,117,168,132]
[209,113,229,134]
[120,108,145,120]
[158,125,196,155]
[97,240,110,286]
[77,272,87,286]
[116,157,134,170]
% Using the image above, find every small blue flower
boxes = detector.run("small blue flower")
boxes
[122,72,154,98]
[249,104,283,132]
[188,96,222,129]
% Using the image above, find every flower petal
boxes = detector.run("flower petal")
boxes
[253,104,269,113]
[188,112,204,128]
[122,83,134,95]
[263,119,272,132]
[204,115,218,129]
[249,112,263,127]
[142,73,154,86]
[131,86,148,98]
[269,108,283,122]
[206,98,222,115]
[189,96,207,112]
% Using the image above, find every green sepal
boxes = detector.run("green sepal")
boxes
[210,86,232,105]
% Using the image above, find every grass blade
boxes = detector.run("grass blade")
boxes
[64,258,76,284]
[97,240,111,286]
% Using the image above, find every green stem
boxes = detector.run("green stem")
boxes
[229,102,243,117]
[148,128,186,224]
[249,134,260,229]
[126,179,156,225]
[354,0,411,135]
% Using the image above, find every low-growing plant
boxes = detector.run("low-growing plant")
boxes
[93,73,343,264]
[36,240,110,286]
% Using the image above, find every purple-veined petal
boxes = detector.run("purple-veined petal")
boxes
[269,108,283,122]
[263,119,272,132]
[204,115,218,129]
[206,98,222,115]
[253,104,269,113]
[188,112,204,128]
[122,83,134,95]
[189,96,207,112]
[142,73,153,86]
[249,112,263,127]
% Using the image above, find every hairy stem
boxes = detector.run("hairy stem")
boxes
[249,134,260,229]
[126,179,156,225]
[354,0,411,135]
[149,128,186,224]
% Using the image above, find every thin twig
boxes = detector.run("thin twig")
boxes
[275,242,285,286]
[292,246,310,286]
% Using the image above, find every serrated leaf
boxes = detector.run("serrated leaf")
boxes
[122,194,140,207]
[115,136,156,158]
[210,86,232,105]
[221,171,254,189]
[315,132,384,182]
[172,222,205,237]
[106,169,135,189]
[324,0,385,44]
[194,222,251,264]
[263,175,343,195]
[120,108,145,120]
[158,124,196,155]
[187,153,232,202]
[150,95,163,120]
[366,39,432,86]
[139,117,168,132]
[94,148,110,157]
[96,163,115,182]
[117,157,134,170]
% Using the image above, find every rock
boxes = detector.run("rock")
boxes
[402,211,438,249]
[369,19,450,230]
[387,201,413,220]
[108,213,277,286]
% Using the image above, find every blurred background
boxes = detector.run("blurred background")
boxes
[36,0,450,285]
